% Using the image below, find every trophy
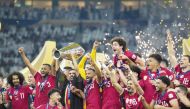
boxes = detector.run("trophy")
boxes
[53,42,85,60]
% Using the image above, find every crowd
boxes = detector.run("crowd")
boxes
[0,4,142,21]
[0,23,142,74]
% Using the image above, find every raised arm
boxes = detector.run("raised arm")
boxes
[18,47,37,76]
[102,65,124,95]
[51,48,61,76]
[130,71,144,95]
[70,53,80,77]
[89,55,102,83]
[117,68,128,87]
[166,29,178,68]
[110,69,124,95]
[125,65,144,95]
[78,41,99,80]
[51,59,61,76]
[135,56,145,69]
[78,54,87,80]
[90,41,99,61]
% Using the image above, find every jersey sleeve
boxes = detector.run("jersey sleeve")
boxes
[26,85,34,95]
[90,47,96,61]
[78,56,87,80]
[174,64,181,73]
[124,50,137,63]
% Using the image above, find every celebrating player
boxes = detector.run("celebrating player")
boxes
[6,72,33,109]
[111,37,145,68]
[18,47,56,108]
[37,88,64,109]
[141,76,179,109]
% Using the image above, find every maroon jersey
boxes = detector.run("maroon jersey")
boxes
[34,72,56,108]
[154,90,177,107]
[6,85,33,109]
[102,78,121,109]
[122,89,142,109]
[176,70,190,88]
[84,80,101,109]
[139,79,155,104]
[36,103,65,109]
[174,64,182,74]
[140,67,174,81]
[113,50,137,66]
[174,64,190,88]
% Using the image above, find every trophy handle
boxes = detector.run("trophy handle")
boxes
[53,50,61,60]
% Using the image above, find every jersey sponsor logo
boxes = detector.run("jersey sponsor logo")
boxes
[125,98,137,105]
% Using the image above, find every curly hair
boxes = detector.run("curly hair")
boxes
[110,37,127,51]
[7,72,25,87]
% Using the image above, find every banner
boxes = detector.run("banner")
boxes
[182,37,190,55]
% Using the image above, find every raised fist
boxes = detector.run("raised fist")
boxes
[18,47,24,54]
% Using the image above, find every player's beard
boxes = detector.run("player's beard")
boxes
[13,81,20,87]
[14,83,20,88]
[42,73,48,78]
[127,88,134,94]
[87,78,92,84]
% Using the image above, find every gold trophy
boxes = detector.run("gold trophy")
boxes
[54,42,85,60]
